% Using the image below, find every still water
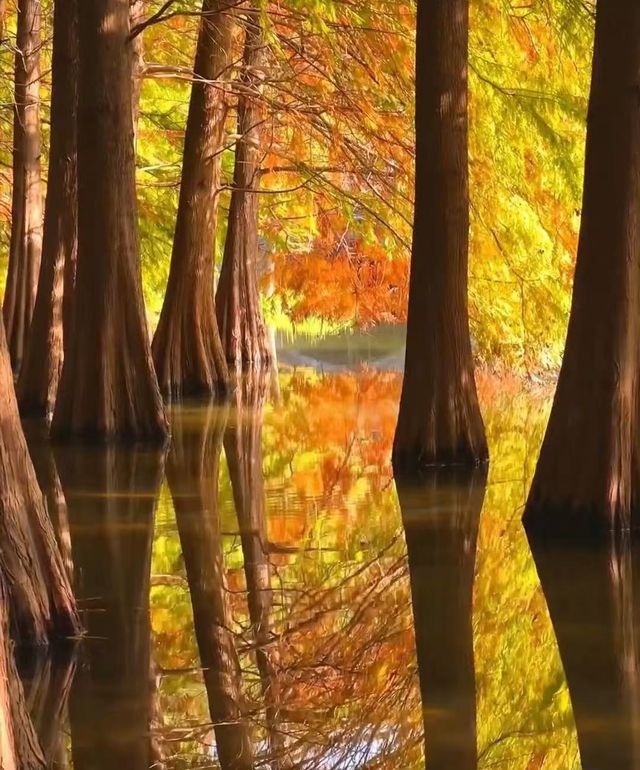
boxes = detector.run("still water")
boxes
[17,358,640,769]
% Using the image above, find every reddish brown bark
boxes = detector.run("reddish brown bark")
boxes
[398,469,486,770]
[0,320,80,646]
[168,404,254,770]
[17,0,78,420]
[216,6,271,374]
[152,0,234,399]
[130,0,145,135]
[524,0,640,536]
[51,0,168,443]
[392,0,487,472]
[3,0,44,374]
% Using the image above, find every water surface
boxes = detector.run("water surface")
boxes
[19,361,637,769]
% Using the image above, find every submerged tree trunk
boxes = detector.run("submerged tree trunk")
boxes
[524,1,640,536]
[3,0,44,374]
[17,0,78,419]
[398,468,486,770]
[0,321,79,645]
[57,445,165,770]
[168,404,254,770]
[216,6,271,374]
[51,0,167,443]
[392,0,487,473]
[152,0,234,399]
[530,537,640,768]
[224,376,286,765]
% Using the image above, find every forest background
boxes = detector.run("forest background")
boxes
[0,0,595,375]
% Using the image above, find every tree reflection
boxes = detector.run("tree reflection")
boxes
[167,402,255,770]
[55,446,165,770]
[398,468,487,770]
[530,534,640,770]
[225,375,288,768]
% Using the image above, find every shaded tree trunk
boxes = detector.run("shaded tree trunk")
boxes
[51,0,167,443]
[392,0,487,473]
[530,537,640,768]
[3,0,44,374]
[0,320,79,645]
[398,468,486,770]
[17,0,78,420]
[152,0,234,399]
[168,404,254,770]
[216,6,271,374]
[56,445,165,770]
[524,0,640,536]
[0,581,46,770]
[225,376,286,766]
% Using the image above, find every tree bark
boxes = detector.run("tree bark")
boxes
[523,0,640,536]
[152,0,234,399]
[17,0,78,420]
[3,0,44,375]
[0,320,79,645]
[398,468,486,770]
[56,445,165,770]
[392,0,487,473]
[530,537,640,768]
[51,0,168,443]
[216,5,271,375]
[130,0,145,136]
[224,375,286,765]
[168,404,254,770]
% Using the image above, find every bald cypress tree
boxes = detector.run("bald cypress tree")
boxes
[393,0,487,473]
[524,0,640,536]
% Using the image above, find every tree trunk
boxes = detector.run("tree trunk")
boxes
[398,468,486,770]
[0,320,79,645]
[17,0,78,420]
[530,537,640,768]
[51,0,168,443]
[152,0,234,399]
[216,5,271,374]
[130,0,145,136]
[523,0,640,536]
[168,404,254,770]
[392,0,487,473]
[224,375,286,765]
[56,445,165,770]
[3,0,44,375]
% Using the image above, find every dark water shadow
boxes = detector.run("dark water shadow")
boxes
[398,467,487,770]
[167,401,255,770]
[530,533,640,770]
[54,445,165,770]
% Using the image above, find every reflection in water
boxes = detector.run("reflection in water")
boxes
[531,535,640,770]
[19,645,76,767]
[225,376,287,767]
[55,446,165,770]
[399,469,487,770]
[167,402,254,770]
[12,369,631,769]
